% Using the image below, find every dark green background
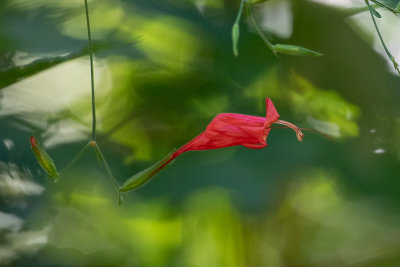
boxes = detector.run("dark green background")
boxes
[1,0,400,266]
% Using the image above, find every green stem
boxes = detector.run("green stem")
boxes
[365,0,400,75]
[59,142,90,176]
[246,4,278,57]
[234,0,246,26]
[232,0,246,56]
[84,0,97,140]
[94,143,120,192]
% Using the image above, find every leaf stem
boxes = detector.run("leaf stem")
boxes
[365,0,400,75]
[234,0,246,26]
[246,4,278,57]
[84,0,97,140]
[93,143,120,192]
[232,0,246,56]
[59,142,90,176]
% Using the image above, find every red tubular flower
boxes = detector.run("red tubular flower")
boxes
[173,98,303,155]
[120,98,303,192]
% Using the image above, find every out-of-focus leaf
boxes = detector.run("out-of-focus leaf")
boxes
[0,43,110,89]
[0,51,84,89]
[245,69,359,138]
[182,189,244,267]
[289,74,360,138]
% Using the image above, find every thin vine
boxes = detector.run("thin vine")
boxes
[232,0,322,57]
[84,0,97,141]
[31,0,122,197]
[365,0,400,75]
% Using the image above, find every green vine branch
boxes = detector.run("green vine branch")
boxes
[93,142,120,191]
[82,0,121,192]
[84,0,97,141]
[246,3,277,57]
[58,142,90,176]
[365,0,400,75]
[232,0,322,57]
[31,0,122,200]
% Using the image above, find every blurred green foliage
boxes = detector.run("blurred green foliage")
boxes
[1,0,400,266]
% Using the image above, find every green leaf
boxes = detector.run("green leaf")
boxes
[273,44,323,57]
[120,149,176,192]
[232,23,240,57]
[30,136,59,179]
[396,0,400,11]
[368,4,382,18]
[370,0,400,15]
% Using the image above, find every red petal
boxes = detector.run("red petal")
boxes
[265,98,280,127]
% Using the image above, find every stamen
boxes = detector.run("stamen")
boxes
[270,126,335,143]
[273,119,304,142]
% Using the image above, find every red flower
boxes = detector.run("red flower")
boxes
[173,98,302,155]
[120,98,304,192]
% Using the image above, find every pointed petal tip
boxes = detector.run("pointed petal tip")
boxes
[265,98,280,126]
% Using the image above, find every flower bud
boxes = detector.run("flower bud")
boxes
[120,150,176,192]
[30,136,59,179]
[273,44,322,57]
[232,23,240,57]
